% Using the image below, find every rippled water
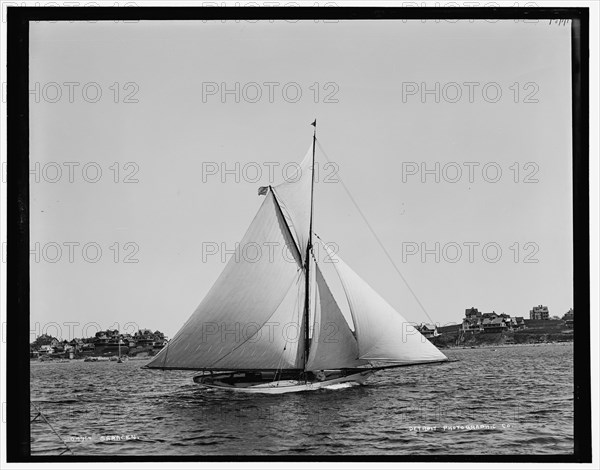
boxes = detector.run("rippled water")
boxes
[30,343,573,456]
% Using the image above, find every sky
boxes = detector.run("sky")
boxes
[28,19,573,340]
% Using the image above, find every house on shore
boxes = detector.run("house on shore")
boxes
[562,308,574,328]
[462,307,483,332]
[461,308,522,333]
[31,327,170,358]
[530,305,549,320]
[416,323,440,339]
[39,344,53,354]
[133,329,168,349]
[482,317,509,333]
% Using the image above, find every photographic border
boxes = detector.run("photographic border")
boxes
[6,5,591,463]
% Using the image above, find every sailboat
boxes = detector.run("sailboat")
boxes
[117,337,123,364]
[117,337,123,363]
[145,121,448,393]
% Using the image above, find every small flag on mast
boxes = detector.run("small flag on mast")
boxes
[258,186,269,196]
[311,119,316,127]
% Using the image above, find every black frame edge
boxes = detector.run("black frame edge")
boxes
[571,9,592,464]
[7,6,31,463]
[6,5,591,464]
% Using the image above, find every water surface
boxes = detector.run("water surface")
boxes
[30,343,574,456]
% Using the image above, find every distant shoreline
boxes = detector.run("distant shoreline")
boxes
[439,340,573,350]
[29,339,573,363]
[432,319,574,349]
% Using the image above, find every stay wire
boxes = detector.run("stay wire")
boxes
[30,390,75,456]
[315,138,436,326]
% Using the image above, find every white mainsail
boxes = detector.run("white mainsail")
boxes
[320,241,448,364]
[146,190,304,370]
[210,272,305,370]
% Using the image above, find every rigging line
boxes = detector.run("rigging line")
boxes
[30,401,75,456]
[273,198,301,248]
[314,140,436,326]
[309,251,323,338]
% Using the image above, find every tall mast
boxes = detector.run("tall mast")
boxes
[303,119,317,371]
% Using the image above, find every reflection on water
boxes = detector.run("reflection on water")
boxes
[30,343,573,455]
